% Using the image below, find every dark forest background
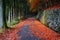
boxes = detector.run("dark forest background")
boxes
[0,0,60,33]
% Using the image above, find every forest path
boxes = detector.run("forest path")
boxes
[0,18,60,40]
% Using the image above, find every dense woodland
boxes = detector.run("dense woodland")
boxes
[0,0,60,33]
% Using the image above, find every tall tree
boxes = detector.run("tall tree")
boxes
[2,0,7,28]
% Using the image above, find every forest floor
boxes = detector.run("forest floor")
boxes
[0,18,60,40]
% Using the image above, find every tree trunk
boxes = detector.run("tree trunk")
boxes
[2,0,7,28]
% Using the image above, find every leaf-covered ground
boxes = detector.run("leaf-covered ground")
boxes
[0,18,60,40]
